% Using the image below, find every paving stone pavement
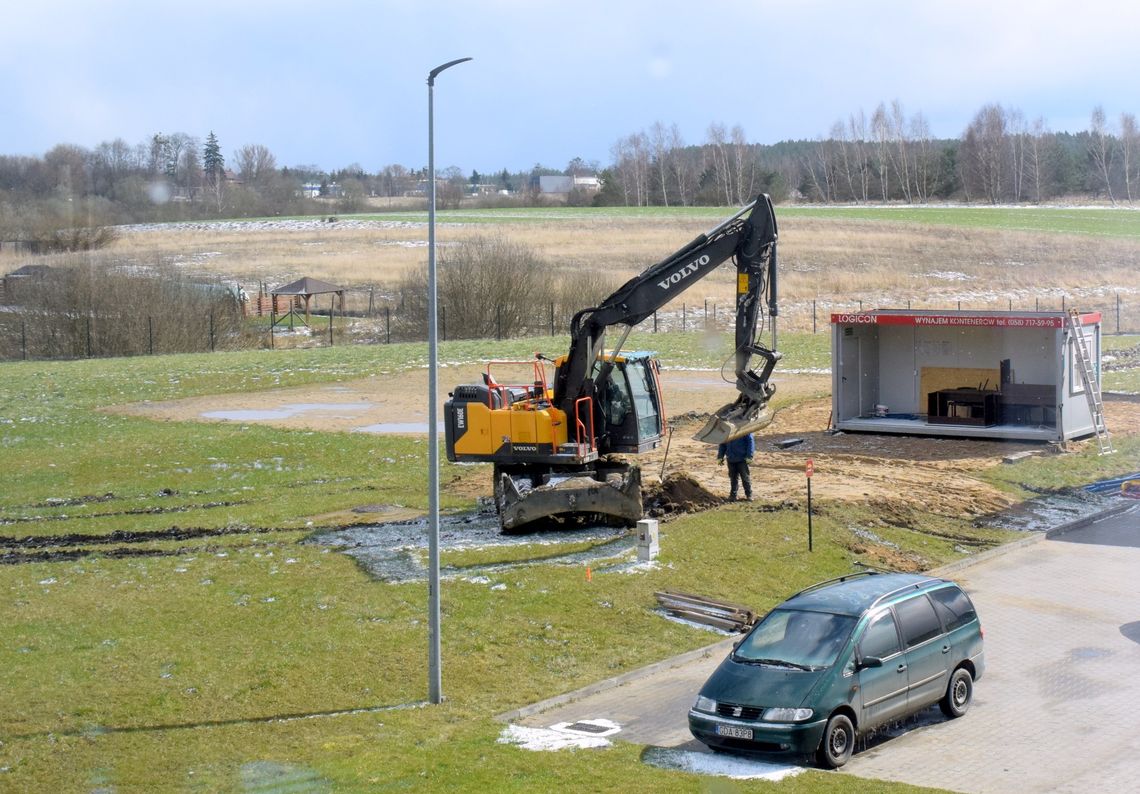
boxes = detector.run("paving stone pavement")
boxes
[513,504,1140,792]
[841,504,1140,792]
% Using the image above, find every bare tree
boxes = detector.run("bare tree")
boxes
[705,123,728,204]
[1121,112,1137,205]
[871,103,891,201]
[610,133,650,206]
[1028,117,1048,203]
[910,112,934,202]
[378,164,411,197]
[730,125,754,204]
[164,133,197,188]
[179,145,203,201]
[234,144,277,189]
[649,121,671,206]
[831,121,857,202]
[888,100,912,202]
[90,138,134,196]
[1088,106,1116,206]
[1008,108,1027,203]
[667,124,694,206]
[961,104,1008,203]
[437,165,466,210]
[803,137,836,202]
[848,110,871,202]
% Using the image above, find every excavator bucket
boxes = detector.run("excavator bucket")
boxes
[694,397,775,446]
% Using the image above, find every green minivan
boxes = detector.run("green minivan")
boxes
[688,571,984,768]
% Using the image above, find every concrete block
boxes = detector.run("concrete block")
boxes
[637,518,659,561]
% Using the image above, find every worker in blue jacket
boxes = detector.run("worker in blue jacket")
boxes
[717,433,755,501]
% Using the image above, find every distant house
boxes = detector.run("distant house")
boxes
[539,175,573,194]
[539,175,601,195]
[301,182,344,199]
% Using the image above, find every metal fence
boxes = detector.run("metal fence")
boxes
[2,292,1137,362]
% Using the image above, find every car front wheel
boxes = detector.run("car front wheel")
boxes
[816,712,855,768]
[940,667,973,718]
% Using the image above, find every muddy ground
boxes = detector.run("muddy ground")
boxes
[108,368,1140,529]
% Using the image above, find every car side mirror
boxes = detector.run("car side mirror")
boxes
[732,638,743,650]
[858,656,883,669]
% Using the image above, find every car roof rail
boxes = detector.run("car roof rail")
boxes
[788,570,881,600]
[868,577,943,611]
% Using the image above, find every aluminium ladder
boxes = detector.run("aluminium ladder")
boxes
[1066,308,1114,454]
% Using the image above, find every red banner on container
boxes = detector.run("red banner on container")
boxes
[830,312,1101,329]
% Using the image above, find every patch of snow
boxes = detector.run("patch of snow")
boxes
[497,723,615,751]
[611,559,659,575]
[918,270,974,281]
[642,747,804,781]
[655,608,735,635]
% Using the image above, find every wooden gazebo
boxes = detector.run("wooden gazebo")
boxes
[271,277,345,329]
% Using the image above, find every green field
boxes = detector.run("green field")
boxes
[350,203,1140,239]
[2,332,1137,791]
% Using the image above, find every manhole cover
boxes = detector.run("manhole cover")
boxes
[565,721,612,734]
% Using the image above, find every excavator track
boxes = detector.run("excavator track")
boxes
[494,461,642,533]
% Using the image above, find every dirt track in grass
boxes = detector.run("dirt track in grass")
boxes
[106,368,1140,529]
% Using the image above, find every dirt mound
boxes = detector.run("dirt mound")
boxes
[643,472,723,516]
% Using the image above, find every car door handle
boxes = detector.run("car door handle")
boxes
[896,664,907,673]
[942,645,951,654]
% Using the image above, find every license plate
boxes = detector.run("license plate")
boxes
[715,724,753,740]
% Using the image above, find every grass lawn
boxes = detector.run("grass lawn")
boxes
[1,333,1134,791]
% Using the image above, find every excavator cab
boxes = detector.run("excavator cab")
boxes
[592,353,664,454]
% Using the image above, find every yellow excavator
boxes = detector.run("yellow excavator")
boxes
[444,195,780,531]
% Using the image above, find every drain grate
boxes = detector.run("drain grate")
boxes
[565,721,613,734]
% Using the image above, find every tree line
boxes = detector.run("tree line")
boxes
[0,129,586,250]
[2,100,1138,252]
[597,102,1140,206]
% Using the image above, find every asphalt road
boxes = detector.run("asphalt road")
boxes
[513,503,1140,792]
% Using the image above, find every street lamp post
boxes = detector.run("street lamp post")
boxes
[426,56,471,705]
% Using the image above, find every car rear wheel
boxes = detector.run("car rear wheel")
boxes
[816,713,854,769]
[940,667,973,718]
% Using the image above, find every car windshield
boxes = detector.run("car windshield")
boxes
[734,609,857,670]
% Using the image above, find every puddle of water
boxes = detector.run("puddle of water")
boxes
[309,506,634,582]
[977,490,1117,532]
[354,422,444,434]
[240,761,331,792]
[202,402,371,422]
[641,746,803,781]
[1070,646,1113,660]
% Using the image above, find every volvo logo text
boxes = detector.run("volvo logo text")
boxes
[658,254,710,289]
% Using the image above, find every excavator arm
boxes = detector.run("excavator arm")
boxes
[553,194,781,444]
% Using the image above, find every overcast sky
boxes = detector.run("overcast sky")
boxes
[3,0,1137,174]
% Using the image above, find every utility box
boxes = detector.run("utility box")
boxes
[830,310,1104,443]
[637,519,659,561]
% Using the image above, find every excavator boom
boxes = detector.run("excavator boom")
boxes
[445,195,781,531]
